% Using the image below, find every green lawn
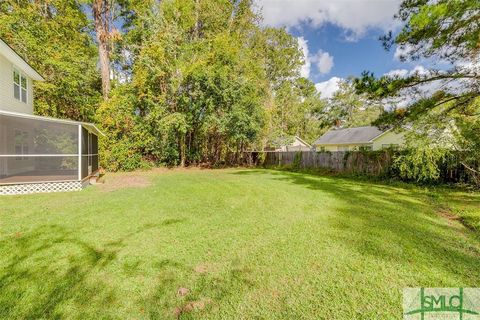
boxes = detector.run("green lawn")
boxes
[1,169,479,319]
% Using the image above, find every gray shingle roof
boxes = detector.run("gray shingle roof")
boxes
[314,126,386,145]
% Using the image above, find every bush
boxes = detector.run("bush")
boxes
[293,152,302,169]
[393,147,449,183]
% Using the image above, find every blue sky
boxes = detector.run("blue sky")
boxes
[255,0,425,98]
[290,23,406,83]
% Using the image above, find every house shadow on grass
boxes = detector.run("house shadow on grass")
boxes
[0,224,121,318]
[0,219,184,319]
[231,169,480,286]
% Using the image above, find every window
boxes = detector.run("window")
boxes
[360,145,373,151]
[382,144,399,150]
[13,68,27,103]
[14,130,29,160]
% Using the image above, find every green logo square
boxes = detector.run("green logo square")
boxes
[403,288,480,320]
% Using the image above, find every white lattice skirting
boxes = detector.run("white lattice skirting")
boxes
[0,181,86,195]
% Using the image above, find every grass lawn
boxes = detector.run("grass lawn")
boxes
[1,168,479,319]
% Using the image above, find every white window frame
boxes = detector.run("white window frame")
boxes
[13,67,28,104]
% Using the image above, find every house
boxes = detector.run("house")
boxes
[277,136,312,152]
[313,126,404,152]
[0,38,102,195]
[266,136,312,152]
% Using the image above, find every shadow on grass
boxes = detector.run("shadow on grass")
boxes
[0,224,119,318]
[0,219,181,319]
[231,169,480,285]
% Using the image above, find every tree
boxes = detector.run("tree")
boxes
[90,0,128,99]
[354,0,480,184]
[259,28,324,145]
[99,0,272,168]
[97,0,327,169]
[319,80,382,128]
[91,0,112,100]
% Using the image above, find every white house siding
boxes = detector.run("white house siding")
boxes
[278,137,311,151]
[0,53,34,115]
[372,131,405,150]
[0,123,6,176]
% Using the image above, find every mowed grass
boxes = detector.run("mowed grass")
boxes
[1,168,479,319]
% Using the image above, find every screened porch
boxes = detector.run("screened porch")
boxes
[0,111,100,185]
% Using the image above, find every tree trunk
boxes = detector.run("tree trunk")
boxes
[179,133,186,167]
[92,0,111,100]
[193,0,200,39]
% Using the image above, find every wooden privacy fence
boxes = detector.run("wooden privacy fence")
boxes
[244,151,478,185]
[248,151,393,176]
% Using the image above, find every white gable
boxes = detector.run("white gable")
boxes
[0,39,43,81]
[0,39,44,115]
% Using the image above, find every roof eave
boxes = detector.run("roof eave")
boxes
[314,142,373,146]
[294,136,312,148]
[0,110,104,136]
[0,38,45,81]
[368,128,392,142]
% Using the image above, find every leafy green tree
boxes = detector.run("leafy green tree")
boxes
[100,0,271,168]
[319,80,382,128]
[0,0,101,121]
[258,28,324,146]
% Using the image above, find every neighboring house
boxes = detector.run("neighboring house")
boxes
[313,126,404,152]
[0,38,102,195]
[271,136,312,152]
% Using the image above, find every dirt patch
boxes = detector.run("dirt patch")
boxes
[193,263,218,274]
[194,264,209,274]
[438,208,461,222]
[177,287,190,297]
[98,174,151,192]
[436,207,468,233]
[151,166,207,173]
[174,298,212,318]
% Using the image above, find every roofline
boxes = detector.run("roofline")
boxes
[0,110,104,136]
[0,37,45,81]
[313,126,391,145]
[314,142,372,146]
[368,128,392,142]
[294,136,312,148]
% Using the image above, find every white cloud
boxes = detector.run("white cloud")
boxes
[297,37,334,77]
[256,0,401,40]
[383,65,430,78]
[297,37,311,78]
[313,50,334,74]
[384,68,409,78]
[393,44,414,61]
[315,77,343,99]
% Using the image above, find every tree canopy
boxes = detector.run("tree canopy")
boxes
[354,0,480,184]
[1,0,325,169]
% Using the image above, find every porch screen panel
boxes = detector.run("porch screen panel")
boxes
[80,127,99,179]
[91,134,99,172]
[0,114,78,155]
[92,155,99,173]
[0,114,79,184]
